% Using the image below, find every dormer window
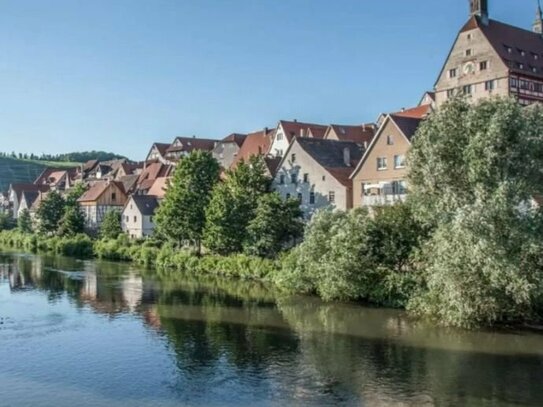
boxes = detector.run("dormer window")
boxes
[518,63,524,70]
[504,44,512,53]
[532,66,538,73]
[519,49,526,57]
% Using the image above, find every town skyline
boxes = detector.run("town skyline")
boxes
[0,0,537,159]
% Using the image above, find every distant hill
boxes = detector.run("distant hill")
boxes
[0,157,77,192]
[0,150,128,164]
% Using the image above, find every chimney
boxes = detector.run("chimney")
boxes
[264,127,268,134]
[293,119,297,123]
[300,128,305,138]
[343,147,351,167]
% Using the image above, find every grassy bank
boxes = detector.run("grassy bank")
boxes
[0,230,279,282]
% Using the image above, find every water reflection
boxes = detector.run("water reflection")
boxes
[1,252,543,406]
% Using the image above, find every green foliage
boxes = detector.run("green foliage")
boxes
[407,97,543,327]
[99,210,123,239]
[203,156,270,254]
[36,190,65,234]
[155,151,220,250]
[58,205,85,237]
[65,183,87,208]
[0,230,93,257]
[274,205,423,306]
[0,212,15,231]
[17,209,33,233]
[244,192,304,258]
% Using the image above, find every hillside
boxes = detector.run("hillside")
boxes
[0,157,78,192]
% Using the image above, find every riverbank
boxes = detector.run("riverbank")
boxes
[0,230,279,282]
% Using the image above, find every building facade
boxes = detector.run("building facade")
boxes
[122,195,158,239]
[435,1,543,107]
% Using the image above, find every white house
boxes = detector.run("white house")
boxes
[122,195,159,239]
[272,138,364,219]
[267,120,328,158]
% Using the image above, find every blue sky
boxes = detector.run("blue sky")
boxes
[0,0,538,160]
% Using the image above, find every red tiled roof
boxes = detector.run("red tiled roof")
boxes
[230,128,275,168]
[326,123,377,144]
[393,104,432,119]
[461,16,543,79]
[77,181,126,203]
[10,183,50,201]
[147,177,170,199]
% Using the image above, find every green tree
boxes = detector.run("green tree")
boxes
[154,151,220,252]
[244,192,304,258]
[203,156,270,254]
[0,212,15,231]
[65,183,87,208]
[36,191,65,234]
[407,97,543,327]
[58,205,85,236]
[99,210,123,239]
[17,209,33,233]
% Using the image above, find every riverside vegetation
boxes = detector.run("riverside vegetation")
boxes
[2,97,543,329]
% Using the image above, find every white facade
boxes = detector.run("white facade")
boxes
[268,124,290,158]
[121,197,156,239]
[272,141,351,219]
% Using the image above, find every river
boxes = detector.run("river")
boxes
[0,251,542,406]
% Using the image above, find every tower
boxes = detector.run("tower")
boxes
[470,0,489,24]
[534,1,543,34]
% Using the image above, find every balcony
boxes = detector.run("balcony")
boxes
[362,193,407,207]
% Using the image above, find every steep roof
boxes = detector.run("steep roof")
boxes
[152,143,170,157]
[326,123,377,144]
[296,138,364,187]
[77,181,125,203]
[221,133,248,147]
[128,195,159,216]
[10,183,50,201]
[230,128,275,168]
[117,174,140,194]
[392,103,432,119]
[20,191,39,208]
[388,115,424,142]
[166,137,217,153]
[34,168,68,186]
[147,177,170,199]
[279,120,328,142]
[461,16,543,79]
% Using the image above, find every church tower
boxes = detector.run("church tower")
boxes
[533,1,543,34]
[470,0,489,24]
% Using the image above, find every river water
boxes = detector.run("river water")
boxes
[0,252,542,406]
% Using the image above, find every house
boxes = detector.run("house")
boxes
[135,162,174,195]
[268,120,328,158]
[8,183,50,219]
[121,195,159,239]
[164,136,218,162]
[17,191,40,218]
[34,168,73,190]
[147,177,170,200]
[435,1,543,107]
[350,104,431,207]
[212,133,247,169]
[230,128,275,169]
[77,181,128,231]
[272,138,364,219]
[145,143,170,164]
[323,123,377,146]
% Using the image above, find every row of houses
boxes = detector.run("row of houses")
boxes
[5,1,542,238]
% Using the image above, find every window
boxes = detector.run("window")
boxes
[328,191,335,203]
[386,135,394,145]
[510,78,518,88]
[449,68,457,78]
[485,80,495,91]
[480,61,488,70]
[111,193,116,202]
[279,174,285,184]
[467,34,472,40]
[392,181,407,195]
[465,49,472,56]
[150,216,153,223]
[377,157,387,170]
[309,191,315,204]
[277,132,283,141]
[462,84,472,95]
[133,216,137,223]
[519,49,526,57]
[394,155,406,169]
[291,153,296,162]
[286,193,291,199]
[303,173,309,183]
[322,175,326,181]
[297,193,303,203]
[291,173,297,184]
[447,89,455,99]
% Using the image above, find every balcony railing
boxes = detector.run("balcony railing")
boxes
[362,194,407,206]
